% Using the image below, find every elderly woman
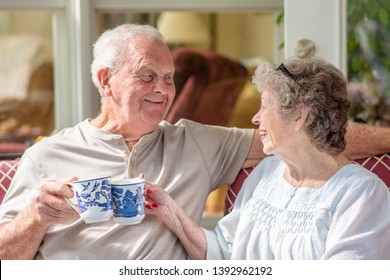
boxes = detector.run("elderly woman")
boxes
[146,56,390,260]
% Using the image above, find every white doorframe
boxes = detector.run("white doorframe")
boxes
[284,0,347,74]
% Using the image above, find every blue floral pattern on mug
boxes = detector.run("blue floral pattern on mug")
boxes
[112,185,144,218]
[75,179,113,213]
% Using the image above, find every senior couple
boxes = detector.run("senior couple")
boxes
[0,24,389,260]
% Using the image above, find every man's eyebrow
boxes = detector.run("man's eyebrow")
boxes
[136,66,153,72]
[134,67,155,76]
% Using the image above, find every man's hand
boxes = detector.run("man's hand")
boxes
[31,177,80,226]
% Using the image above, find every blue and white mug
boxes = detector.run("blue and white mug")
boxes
[65,176,113,224]
[111,178,145,225]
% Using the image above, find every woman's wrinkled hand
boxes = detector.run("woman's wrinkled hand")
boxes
[144,181,174,218]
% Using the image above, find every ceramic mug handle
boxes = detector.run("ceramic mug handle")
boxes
[64,182,79,212]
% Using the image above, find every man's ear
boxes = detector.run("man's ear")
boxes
[294,103,308,131]
[97,68,111,94]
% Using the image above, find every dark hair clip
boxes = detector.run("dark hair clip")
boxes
[275,63,296,81]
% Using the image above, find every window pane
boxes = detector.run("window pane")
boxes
[0,10,54,146]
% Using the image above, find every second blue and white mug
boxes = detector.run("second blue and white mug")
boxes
[111,178,146,225]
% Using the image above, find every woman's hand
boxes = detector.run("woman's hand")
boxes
[142,178,207,259]
[144,181,174,219]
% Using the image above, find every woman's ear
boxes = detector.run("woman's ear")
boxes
[294,103,308,131]
[97,68,111,95]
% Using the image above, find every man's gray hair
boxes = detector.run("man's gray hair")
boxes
[90,24,165,91]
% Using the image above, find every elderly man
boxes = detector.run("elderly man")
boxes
[0,24,389,260]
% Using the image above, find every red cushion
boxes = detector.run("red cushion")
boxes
[224,167,254,215]
[0,160,19,204]
[224,153,390,215]
[352,153,390,187]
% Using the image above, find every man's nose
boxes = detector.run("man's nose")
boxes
[252,111,260,125]
[153,78,171,93]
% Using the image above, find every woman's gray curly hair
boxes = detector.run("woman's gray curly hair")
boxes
[252,56,350,154]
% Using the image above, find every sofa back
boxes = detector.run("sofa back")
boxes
[0,160,19,203]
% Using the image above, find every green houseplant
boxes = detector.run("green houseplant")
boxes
[347,0,390,126]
